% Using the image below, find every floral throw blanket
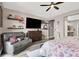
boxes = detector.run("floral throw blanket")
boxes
[40,40,79,57]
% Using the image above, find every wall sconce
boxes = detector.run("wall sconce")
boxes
[43,24,47,30]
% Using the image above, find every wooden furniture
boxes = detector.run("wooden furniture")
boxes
[7,17,23,21]
[7,14,24,21]
[7,14,24,29]
[7,27,24,29]
[28,31,42,42]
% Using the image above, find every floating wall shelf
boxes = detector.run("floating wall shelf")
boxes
[7,27,24,29]
[7,14,24,21]
[7,17,24,21]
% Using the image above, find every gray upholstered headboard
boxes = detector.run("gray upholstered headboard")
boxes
[2,32,25,41]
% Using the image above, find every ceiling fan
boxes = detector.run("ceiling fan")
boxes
[40,2,64,12]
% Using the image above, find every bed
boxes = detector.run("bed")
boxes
[26,37,79,57]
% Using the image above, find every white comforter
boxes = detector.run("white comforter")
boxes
[27,37,79,57]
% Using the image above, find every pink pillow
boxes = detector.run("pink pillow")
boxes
[9,36,17,44]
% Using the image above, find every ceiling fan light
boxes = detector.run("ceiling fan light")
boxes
[51,5,54,8]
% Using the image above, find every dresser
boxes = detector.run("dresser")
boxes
[28,31,42,42]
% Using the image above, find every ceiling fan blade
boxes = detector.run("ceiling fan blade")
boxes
[46,7,51,12]
[40,5,50,6]
[54,6,59,10]
[55,2,64,5]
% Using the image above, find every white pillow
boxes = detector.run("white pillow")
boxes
[17,38,21,41]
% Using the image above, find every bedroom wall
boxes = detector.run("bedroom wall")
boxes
[0,2,3,34]
[2,3,79,40]
[2,8,49,40]
[69,20,79,36]
[0,28,2,33]
[2,8,79,40]
[52,9,79,40]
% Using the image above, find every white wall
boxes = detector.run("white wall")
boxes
[0,2,3,35]
[2,3,79,40]
[0,28,2,33]
[2,8,49,40]
[52,9,79,40]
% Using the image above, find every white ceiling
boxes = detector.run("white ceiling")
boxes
[2,2,79,19]
[68,14,79,21]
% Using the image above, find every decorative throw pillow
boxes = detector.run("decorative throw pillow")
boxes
[16,36,24,40]
[9,36,17,44]
[17,38,21,41]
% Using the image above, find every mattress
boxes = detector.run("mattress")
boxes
[27,37,79,57]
